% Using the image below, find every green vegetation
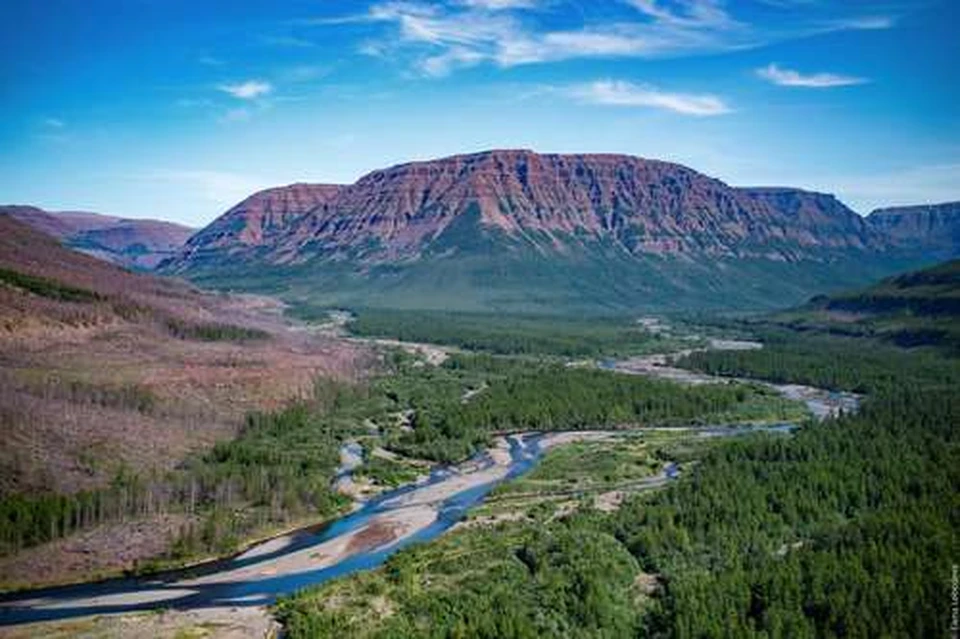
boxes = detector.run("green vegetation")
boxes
[675,328,960,394]
[0,267,102,303]
[757,258,960,353]
[184,221,921,316]
[354,454,422,488]
[345,309,691,357]
[0,347,798,561]
[383,353,805,463]
[823,257,959,316]
[0,380,362,558]
[164,317,270,342]
[279,351,959,638]
[277,523,647,638]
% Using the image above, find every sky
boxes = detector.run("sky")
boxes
[1,0,957,227]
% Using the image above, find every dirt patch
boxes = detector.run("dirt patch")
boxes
[346,521,404,554]
[0,514,196,592]
[0,606,280,639]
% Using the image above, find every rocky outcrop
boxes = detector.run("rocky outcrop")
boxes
[167,150,886,270]
[866,202,960,258]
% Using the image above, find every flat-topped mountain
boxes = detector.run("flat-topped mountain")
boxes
[866,201,960,259]
[169,150,885,270]
[1,205,194,270]
[161,150,932,313]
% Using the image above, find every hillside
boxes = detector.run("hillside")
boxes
[0,213,366,586]
[162,150,916,314]
[0,212,363,492]
[1,205,194,270]
[867,201,960,259]
[768,259,960,352]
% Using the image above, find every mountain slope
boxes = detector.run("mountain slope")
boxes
[771,258,960,352]
[1,205,194,269]
[162,150,917,314]
[0,213,361,496]
[866,201,960,259]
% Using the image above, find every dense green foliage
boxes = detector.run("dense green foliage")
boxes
[385,354,804,462]
[675,330,960,394]
[0,267,102,303]
[751,258,960,353]
[164,317,270,342]
[605,385,959,637]
[182,218,922,316]
[281,382,959,638]
[346,309,688,357]
[280,315,959,638]
[0,348,797,562]
[823,257,960,316]
[277,524,646,638]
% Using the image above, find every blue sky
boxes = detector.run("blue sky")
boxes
[1,0,957,227]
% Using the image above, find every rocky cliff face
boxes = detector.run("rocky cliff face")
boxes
[175,183,342,262]
[0,205,194,270]
[168,150,886,270]
[866,202,960,258]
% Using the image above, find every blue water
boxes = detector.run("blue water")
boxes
[0,426,789,627]
[0,435,545,625]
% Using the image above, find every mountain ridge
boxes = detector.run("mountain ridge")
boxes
[866,201,960,259]
[158,149,939,313]
[166,149,886,269]
[0,205,194,270]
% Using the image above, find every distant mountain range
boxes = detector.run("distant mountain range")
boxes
[169,150,890,269]
[0,205,194,270]
[11,150,959,314]
[865,202,960,260]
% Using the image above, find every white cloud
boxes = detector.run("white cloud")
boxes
[456,0,538,9]
[625,0,739,30]
[569,80,731,116]
[757,63,868,88]
[43,117,65,128]
[320,2,900,78]
[829,15,895,31]
[420,47,486,76]
[218,79,273,99]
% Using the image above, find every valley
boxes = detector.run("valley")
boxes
[0,328,828,636]
[4,4,958,635]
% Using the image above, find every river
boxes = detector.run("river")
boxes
[0,345,856,630]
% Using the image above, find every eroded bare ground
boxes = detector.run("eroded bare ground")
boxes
[0,515,197,593]
[0,607,280,639]
[1,294,368,496]
[0,291,372,591]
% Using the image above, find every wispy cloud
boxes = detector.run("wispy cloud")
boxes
[757,63,868,88]
[456,0,538,9]
[828,15,895,31]
[569,80,731,116]
[218,79,273,99]
[317,1,894,77]
[43,117,65,128]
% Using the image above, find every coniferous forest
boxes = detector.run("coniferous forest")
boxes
[278,332,960,638]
